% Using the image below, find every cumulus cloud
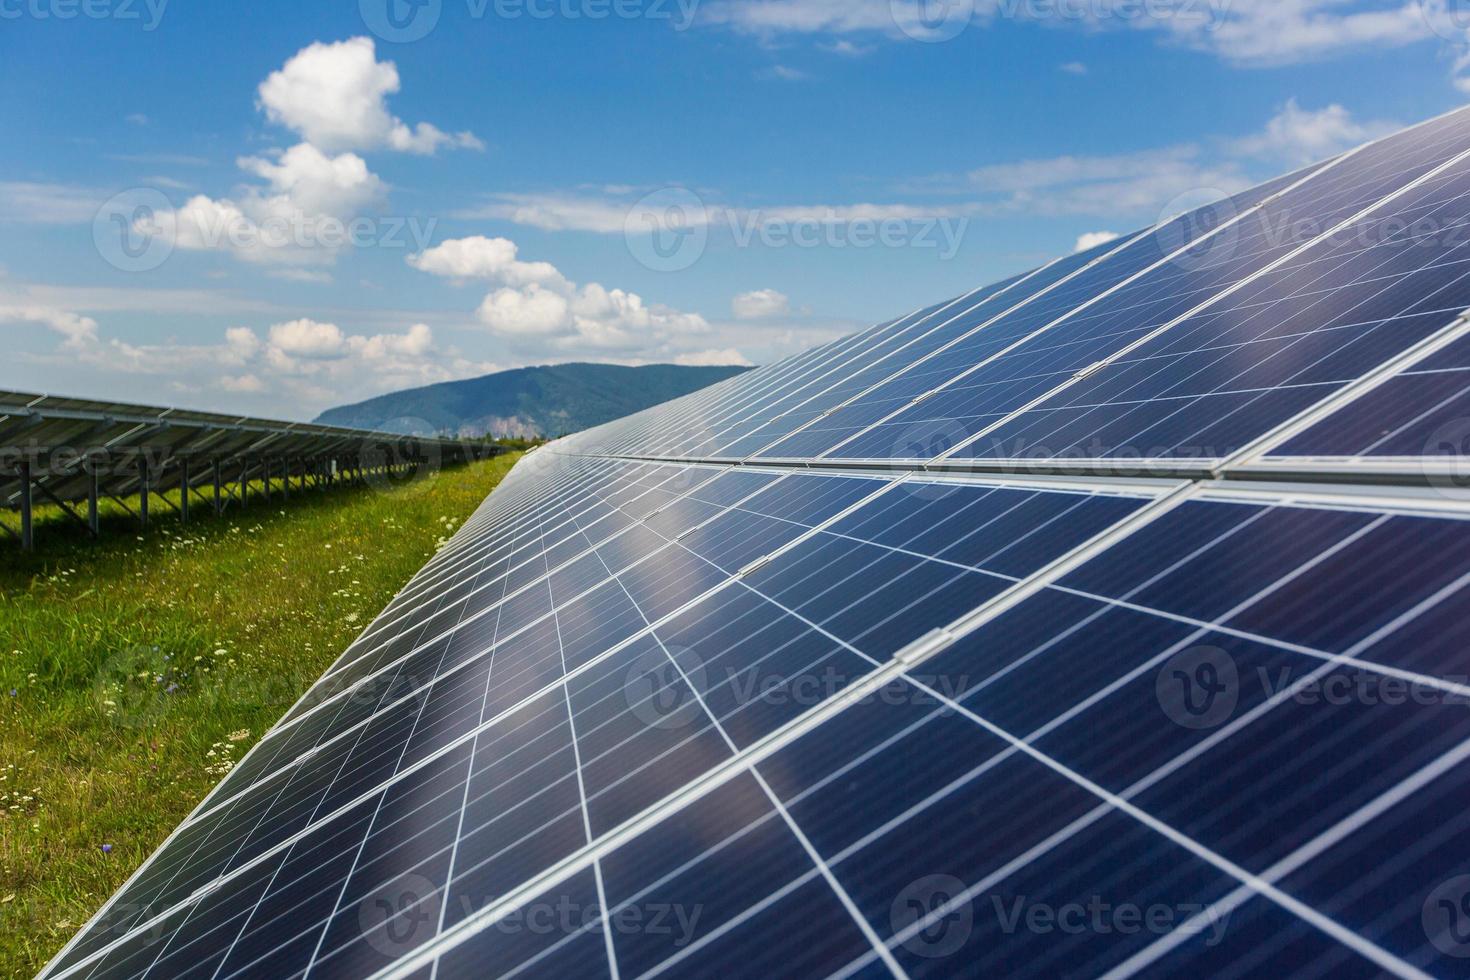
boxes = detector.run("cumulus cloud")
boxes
[269,317,347,358]
[1231,98,1399,165]
[732,289,792,319]
[159,38,471,268]
[2,284,481,413]
[0,303,100,348]
[476,286,571,337]
[1074,231,1121,252]
[407,235,568,289]
[257,37,481,155]
[164,143,388,266]
[410,236,717,357]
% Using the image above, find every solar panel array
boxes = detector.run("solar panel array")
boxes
[42,107,1470,979]
[1,389,498,512]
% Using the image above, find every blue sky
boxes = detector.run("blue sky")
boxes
[3,0,1469,420]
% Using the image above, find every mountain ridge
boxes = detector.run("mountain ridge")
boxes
[313,362,752,438]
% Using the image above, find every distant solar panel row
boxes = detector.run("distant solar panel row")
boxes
[42,107,1470,980]
[0,389,497,513]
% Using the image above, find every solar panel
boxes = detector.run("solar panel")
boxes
[42,106,1470,980]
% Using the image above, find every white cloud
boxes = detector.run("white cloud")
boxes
[1231,98,1400,165]
[411,235,714,356]
[471,191,966,234]
[700,0,905,36]
[456,193,645,233]
[821,39,875,56]
[0,182,103,224]
[0,303,99,348]
[1162,0,1433,66]
[407,235,568,289]
[758,65,809,81]
[269,318,347,358]
[477,285,572,337]
[962,145,1251,217]
[1074,231,1121,252]
[700,0,1445,77]
[732,289,792,319]
[164,143,388,266]
[1060,61,1088,74]
[219,373,265,393]
[673,348,755,367]
[269,268,334,283]
[257,37,481,155]
[239,142,386,218]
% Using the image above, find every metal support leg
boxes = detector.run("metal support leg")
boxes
[180,459,190,525]
[88,467,99,536]
[281,459,289,500]
[213,460,222,516]
[263,458,270,503]
[19,461,33,552]
[138,459,149,528]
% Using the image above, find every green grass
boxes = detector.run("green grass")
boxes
[0,453,521,977]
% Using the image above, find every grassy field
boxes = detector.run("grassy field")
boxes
[0,452,521,977]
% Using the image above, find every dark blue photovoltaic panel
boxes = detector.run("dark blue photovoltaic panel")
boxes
[51,110,1470,980]
[1269,330,1470,459]
[818,111,1470,463]
[712,248,1118,459]
[646,305,948,457]
[751,229,1167,461]
[687,282,1034,459]
[958,168,1470,463]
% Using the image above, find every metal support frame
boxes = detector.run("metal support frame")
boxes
[137,458,149,528]
[212,459,222,516]
[180,458,190,525]
[19,461,33,551]
[88,467,99,535]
